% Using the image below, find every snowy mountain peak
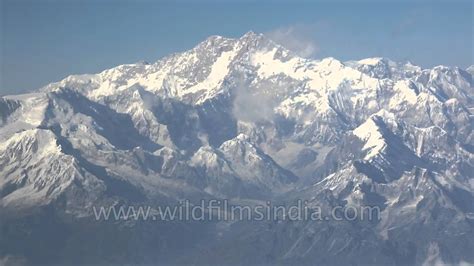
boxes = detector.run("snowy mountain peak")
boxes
[241,30,258,37]
[38,31,469,112]
[357,57,388,66]
[239,30,266,42]
[0,129,61,156]
[353,114,388,160]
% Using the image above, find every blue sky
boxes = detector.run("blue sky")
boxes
[1,0,472,95]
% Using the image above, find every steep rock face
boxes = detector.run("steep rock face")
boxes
[221,134,297,194]
[0,32,473,265]
[188,134,298,198]
[0,98,21,126]
[0,129,106,216]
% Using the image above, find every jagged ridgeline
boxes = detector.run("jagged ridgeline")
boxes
[0,32,473,265]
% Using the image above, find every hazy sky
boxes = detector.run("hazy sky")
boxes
[1,0,472,95]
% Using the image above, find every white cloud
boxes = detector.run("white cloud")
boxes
[266,25,319,58]
[233,82,276,123]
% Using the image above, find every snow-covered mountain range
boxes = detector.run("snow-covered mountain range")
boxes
[0,32,473,265]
